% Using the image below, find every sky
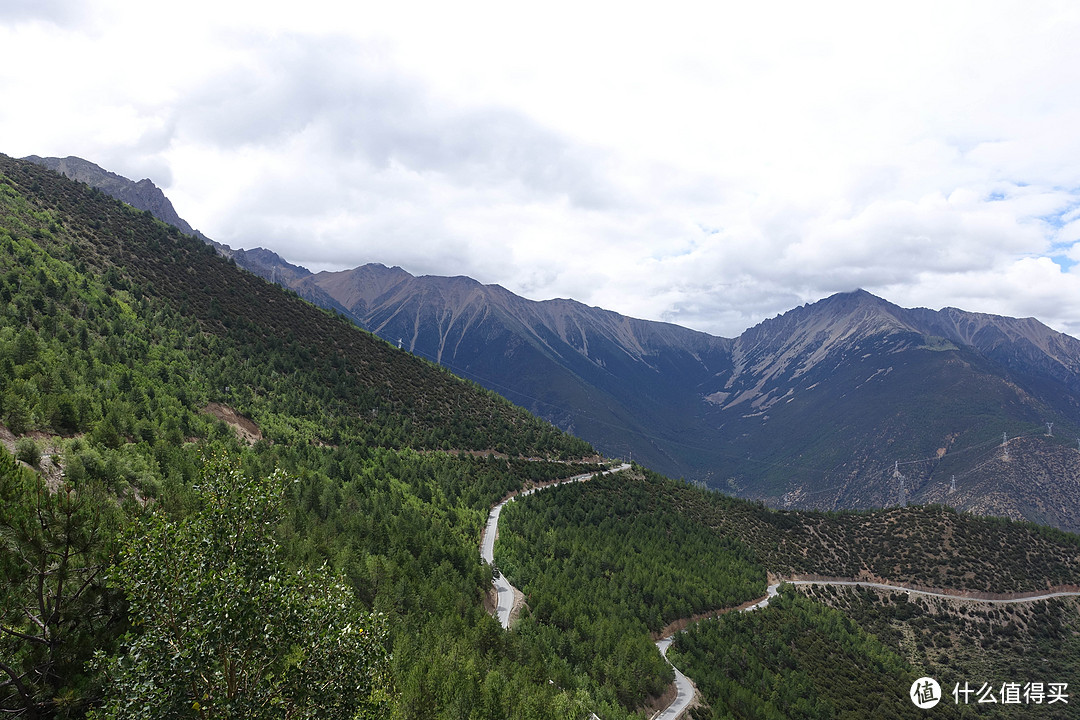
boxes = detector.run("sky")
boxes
[3,0,1080,338]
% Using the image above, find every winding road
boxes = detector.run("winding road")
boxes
[784,579,1080,604]
[481,467,1080,720]
[651,579,1080,719]
[653,637,695,720]
[480,464,631,628]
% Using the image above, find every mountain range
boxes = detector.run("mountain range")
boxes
[6,151,1080,719]
[26,155,1080,532]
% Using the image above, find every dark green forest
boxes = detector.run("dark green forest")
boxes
[3,154,1080,719]
[0,155,619,718]
[792,583,1080,719]
[497,470,1080,719]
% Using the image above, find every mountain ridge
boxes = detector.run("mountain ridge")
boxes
[23,155,203,239]
[21,153,1080,531]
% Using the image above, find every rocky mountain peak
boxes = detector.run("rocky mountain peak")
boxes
[24,155,197,237]
[713,290,922,410]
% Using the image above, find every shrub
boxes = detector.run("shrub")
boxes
[14,436,39,467]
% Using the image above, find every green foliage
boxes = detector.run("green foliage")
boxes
[14,436,39,466]
[669,588,963,720]
[91,457,391,719]
[0,446,121,718]
[496,470,764,709]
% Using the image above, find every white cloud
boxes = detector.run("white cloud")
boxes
[3,0,1080,338]
[0,0,89,26]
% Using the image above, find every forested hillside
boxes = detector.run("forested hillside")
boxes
[5,152,1080,719]
[497,470,1080,719]
[0,154,622,718]
[503,469,1080,595]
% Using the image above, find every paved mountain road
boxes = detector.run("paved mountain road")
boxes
[481,468,1080,720]
[480,463,631,629]
[652,637,696,720]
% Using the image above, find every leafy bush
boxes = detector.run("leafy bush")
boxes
[91,457,391,719]
[14,436,39,467]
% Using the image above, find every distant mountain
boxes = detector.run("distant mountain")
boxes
[291,269,1080,532]
[25,155,1080,531]
[699,289,1080,527]
[296,263,734,476]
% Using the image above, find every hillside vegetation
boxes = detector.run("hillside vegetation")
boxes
[0,154,625,718]
[507,469,1080,594]
[498,469,1080,718]
[4,153,1080,719]
[668,589,961,720]
[793,583,1080,719]
[666,583,1078,719]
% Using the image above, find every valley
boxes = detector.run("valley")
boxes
[3,152,1080,719]
[24,155,1080,534]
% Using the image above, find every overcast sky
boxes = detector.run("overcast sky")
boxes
[3,1,1080,337]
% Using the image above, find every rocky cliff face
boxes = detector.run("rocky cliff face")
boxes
[24,156,196,234]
